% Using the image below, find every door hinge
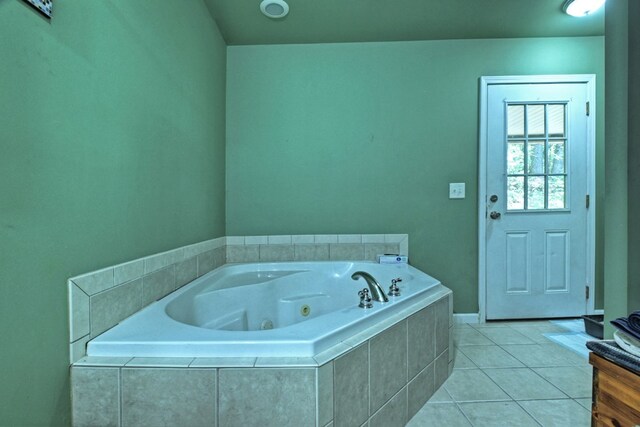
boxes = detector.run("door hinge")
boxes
[586,286,590,300]
[586,194,590,209]
[586,101,590,116]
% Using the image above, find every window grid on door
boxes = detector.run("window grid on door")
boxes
[505,102,568,211]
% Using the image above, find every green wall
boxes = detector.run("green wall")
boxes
[627,0,640,313]
[226,37,605,314]
[603,0,629,337]
[0,1,226,425]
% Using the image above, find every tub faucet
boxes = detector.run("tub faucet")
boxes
[351,271,389,303]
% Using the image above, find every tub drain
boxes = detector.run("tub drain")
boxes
[300,305,311,317]
[260,319,274,330]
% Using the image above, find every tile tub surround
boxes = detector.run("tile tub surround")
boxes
[224,234,407,263]
[71,290,452,427]
[68,234,408,363]
[68,237,227,364]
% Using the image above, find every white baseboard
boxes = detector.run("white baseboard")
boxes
[454,313,480,324]
[455,311,603,324]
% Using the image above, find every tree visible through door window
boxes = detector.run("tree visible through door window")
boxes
[506,103,567,211]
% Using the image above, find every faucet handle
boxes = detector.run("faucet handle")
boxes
[358,288,373,308]
[388,279,401,297]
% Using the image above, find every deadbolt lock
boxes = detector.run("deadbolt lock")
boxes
[490,195,498,203]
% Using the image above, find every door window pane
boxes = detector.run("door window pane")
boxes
[508,105,525,138]
[548,104,565,137]
[507,176,525,210]
[527,141,545,174]
[548,176,566,209]
[548,141,565,174]
[527,176,545,209]
[507,142,525,174]
[527,105,545,137]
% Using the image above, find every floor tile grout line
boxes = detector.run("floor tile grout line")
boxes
[479,366,571,401]
[513,399,545,427]
[445,364,513,404]
[452,348,478,370]
[456,344,526,370]
[496,341,564,368]
[473,324,536,346]
[504,324,593,400]
[497,343,590,368]
[494,332,590,400]
[514,397,593,425]
[476,365,525,404]
[516,365,573,400]
[455,398,545,427]
[450,352,570,402]
[452,400,476,426]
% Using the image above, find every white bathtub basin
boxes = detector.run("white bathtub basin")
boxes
[87,261,441,358]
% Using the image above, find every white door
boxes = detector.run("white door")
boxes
[483,78,594,320]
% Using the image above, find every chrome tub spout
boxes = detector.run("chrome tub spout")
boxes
[351,271,389,303]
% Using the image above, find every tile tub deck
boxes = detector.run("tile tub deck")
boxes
[71,286,453,427]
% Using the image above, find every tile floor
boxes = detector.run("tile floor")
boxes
[407,320,593,427]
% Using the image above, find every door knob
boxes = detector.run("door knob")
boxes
[489,211,501,220]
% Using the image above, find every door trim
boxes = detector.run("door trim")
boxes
[478,75,596,322]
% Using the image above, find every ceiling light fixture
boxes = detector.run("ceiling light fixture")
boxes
[260,0,289,19]
[562,0,606,17]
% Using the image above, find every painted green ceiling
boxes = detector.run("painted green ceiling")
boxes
[204,0,604,45]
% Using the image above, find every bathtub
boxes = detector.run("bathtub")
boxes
[87,261,442,358]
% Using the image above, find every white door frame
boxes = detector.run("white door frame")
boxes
[478,75,597,322]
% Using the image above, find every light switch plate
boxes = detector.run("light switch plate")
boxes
[449,183,465,199]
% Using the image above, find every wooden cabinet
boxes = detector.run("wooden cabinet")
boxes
[590,352,640,426]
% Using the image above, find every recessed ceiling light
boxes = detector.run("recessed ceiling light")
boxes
[563,0,606,17]
[260,0,289,19]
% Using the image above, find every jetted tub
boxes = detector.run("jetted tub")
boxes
[87,261,442,358]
